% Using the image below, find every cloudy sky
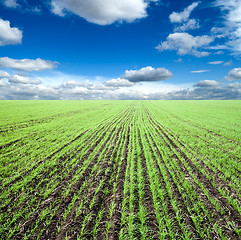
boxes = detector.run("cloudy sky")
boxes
[0,0,241,100]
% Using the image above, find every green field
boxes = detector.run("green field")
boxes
[0,100,241,239]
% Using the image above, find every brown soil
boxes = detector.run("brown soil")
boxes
[4,110,131,239]
[137,128,167,239]
[38,109,133,239]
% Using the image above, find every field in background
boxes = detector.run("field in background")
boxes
[0,100,241,239]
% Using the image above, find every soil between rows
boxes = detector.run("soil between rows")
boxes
[1,104,241,240]
[146,109,241,239]
[39,109,134,239]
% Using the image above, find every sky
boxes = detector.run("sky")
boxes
[0,0,241,100]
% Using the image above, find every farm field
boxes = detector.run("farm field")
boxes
[0,100,241,239]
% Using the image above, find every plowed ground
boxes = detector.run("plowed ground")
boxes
[0,100,241,239]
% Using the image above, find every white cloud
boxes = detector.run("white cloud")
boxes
[208,61,224,65]
[3,0,18,8]
[215,0,241,25]
[104,78,134,87]
[191,70,210,73]
[224,60,232,66]
[156,32,214,57]
[175,58,183,63]
[170,2,200,32]
[0,70,11,78]
[194,80,220,87]
[0,57,58,71]
[2,1,42,13]
[59,80,92,89]
[0,70,240,100]
[205,44,229,50]
[123,66,173,82]
[214,50,224,55]
[226,67,241,80]
[50,0,156,25]
[0,18,22,46]
[0,70,41,85]
[1,77,241,100]
[227,82,241,88]
[0,79,8,87]
[174,19,200,32]
[171,82,241,99]
[169,2,200,23]
[8,75,42,85]
[215,0,241,54]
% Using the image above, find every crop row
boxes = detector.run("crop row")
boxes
[0,100,240,239]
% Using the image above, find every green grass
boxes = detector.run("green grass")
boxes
[0,100,240,239]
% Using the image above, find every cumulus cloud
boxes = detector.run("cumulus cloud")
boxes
[194,80,220,87]
[0,57,57,71]
[191,70,210,73]
[58,80,92,89]
[0,70,42,84]
[104,78,134,87]
[226,68,241,80]
[156,33,214,57]
[8,75,42,85]
[170,2,200,32]
[169,2,200,23]
[0,70,11,78]
[208,61,224,65]
[50,0,156,25]
[0,18,22,46]
[0,69,240,100]
[1,77,241,100]
[168,82,241,99]
[227,82,241,88]
[123,66,173,82]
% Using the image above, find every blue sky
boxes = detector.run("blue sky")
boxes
[0,0,241,99]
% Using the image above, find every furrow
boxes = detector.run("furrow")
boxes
[136,124,164,239]
[146,110,241,239]
[38,108,134,239]
[1,109,132,239]
[15,123,120,240]
[153,119,241,203]
[107,125,131,240]
[53,113,131,239]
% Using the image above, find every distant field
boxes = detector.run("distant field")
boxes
[0,100,241,239]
